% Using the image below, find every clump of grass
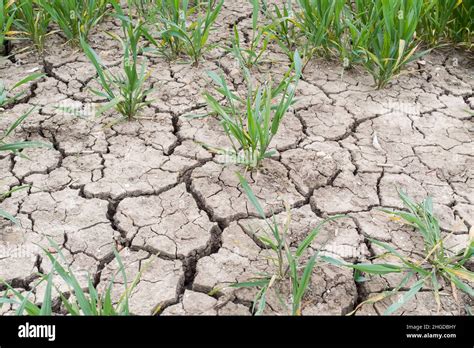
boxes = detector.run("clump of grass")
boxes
[0,239,141,315]
[228,0,269,69]
[143,0,224,66]
[358,0,429,89]
[37,0,109,46]
[128,0,154,19]
[232,174,344,315]
[330,0,376,69]
[0,0,15,55]
[81,12,153,120]
[324,190,474,315]
[418,0,473,49]
[201,51,302,169]
[449,0,473,49]
[418,0,460,47]
[262,0,299,64]
[12,0,52,54]
[294,0,346,61]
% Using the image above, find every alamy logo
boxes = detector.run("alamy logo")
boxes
[18,322,56,342]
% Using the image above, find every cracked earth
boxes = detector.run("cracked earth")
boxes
[1,0,473,316]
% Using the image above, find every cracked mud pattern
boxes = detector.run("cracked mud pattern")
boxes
[1,0,473,315]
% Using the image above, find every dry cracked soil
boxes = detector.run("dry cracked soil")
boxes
[0,0,473,316]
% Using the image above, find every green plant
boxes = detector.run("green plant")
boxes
[294,0,346,61]
[449,0,473,49]
[128,0,155,18]
[232,174,343,315]
[0,239,142,315]
[0,0,15,55]
[81,13,153,120]
[261,0,299,63]
[323,190,474,315]
[331,0,377,69]
[228,0,269,68]
[201,51,302,169]
[37,0,109,45]
[12,0,52,53]
[360,0,429,89]
[418,0,460,46]
[418,0,473,49]
[144,0,224,66]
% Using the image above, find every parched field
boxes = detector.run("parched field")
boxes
[0,0,473,315]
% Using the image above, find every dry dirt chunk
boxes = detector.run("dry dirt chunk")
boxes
[190,160,305,223]
[298,105,354,141]
[116,184,218,258]
[149,61,219,114]
[299,265,357,315]
[99,249,184,315]
[0,234,41,281]
[111,111,177,155]
[47,60,97,98]
[341,112,423,173]
[413,112,472,150]
[451,180,474,205]
[162,290,217,315]
[0,203,44,281]
[193,222,267,293]
[47,121,108,156]
[62,153,104,188]
[178,113,231,149]
[311,171,379,214]
[333,91,392,120]
[294,80,332,110]
[20,188,114,259]
[281,148,339,195]
[25,167,72,193]
[0,157,18,193]
[25,77,68,117]
[172,140,213,161]
[239,205,368,262]
[414,145,473,183]
[270,113,304,151]
[84,136,197,200]
[453,203,474,229]
[162,290,250,315]
[13,138,61,179]
[301,140,356,172]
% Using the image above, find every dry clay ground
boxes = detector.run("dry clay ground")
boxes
[0,0,473,315]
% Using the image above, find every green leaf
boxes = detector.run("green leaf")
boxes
[384,277,425,315]
[231,279,271,288]
[236,172,266,219]
[39,272,53,315]
[12,72,45,90]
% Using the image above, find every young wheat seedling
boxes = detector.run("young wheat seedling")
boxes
[323,190,474,315]
[81,13,153,120]
[232,174,344,315]
[201,50,302,169]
